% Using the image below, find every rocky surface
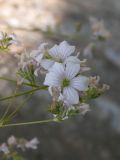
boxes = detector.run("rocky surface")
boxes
[0,0,120,160]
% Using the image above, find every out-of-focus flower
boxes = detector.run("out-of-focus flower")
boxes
[30,43,48,64]
[44,62,89,105]
[78,103,90,115]
[8,136,17,146]
[83,43,95,58]
[25,138,39,150]
[0,32,18,51]
[0,143,10,155]
[0,136,39,160]
[8,33,18,45]
[0,32,4,40]
[89,17,111,41]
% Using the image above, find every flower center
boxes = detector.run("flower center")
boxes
[62,79,70,87]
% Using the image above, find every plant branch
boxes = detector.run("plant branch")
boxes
[1,119,55,128]
[0,86,48,101]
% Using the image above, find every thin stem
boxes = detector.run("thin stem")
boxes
[0,84,20,121]
[0,76,40,88]
[1,119,55,128]
[0,86,48,101]
[5,94,33,122]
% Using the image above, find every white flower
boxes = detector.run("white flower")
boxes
[0,143,10,154]
[44,63,89,105]
[25,138,39,150]
[89,17,111,40]
[48,41,75,62]
[31,41,80,70]
[8,136,17,146]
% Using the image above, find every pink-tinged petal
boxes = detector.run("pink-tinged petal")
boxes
[59,41,75,59]
[41,59,54,70]
[63,87,79,104]
[65,63,80,80]
[71,75,89,91]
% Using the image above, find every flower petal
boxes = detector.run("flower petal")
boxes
[44,63,65,87]
[49,62,65,76]
[64,56,80,65]
[65,63,80,79]
[49,41,75,61]
[59,41,75,59]
[30,50,43,63]
[44,72,61,87]
[48,44,60,59]
[71,75,89,91]
[41,59,54,70]
[63,87,79,104]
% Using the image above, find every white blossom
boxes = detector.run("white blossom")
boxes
[8,136,17,146]
[44,62,89,105]
[31,41,80,71]
[25,138,39,150]
[0,143,10,154]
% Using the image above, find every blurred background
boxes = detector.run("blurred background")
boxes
[0,0,120,159]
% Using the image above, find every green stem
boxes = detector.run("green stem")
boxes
[5,94,33,122]
[2,119,55,128]
[0,76,40,88]
[0,86,48,101]
[0,85,20,121]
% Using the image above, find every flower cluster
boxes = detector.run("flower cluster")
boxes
[0,136,39,159]
[16,41,108,121]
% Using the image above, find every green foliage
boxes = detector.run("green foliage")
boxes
[12,154,25,160]
[0,33,13,51]
[2,153,25,160]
